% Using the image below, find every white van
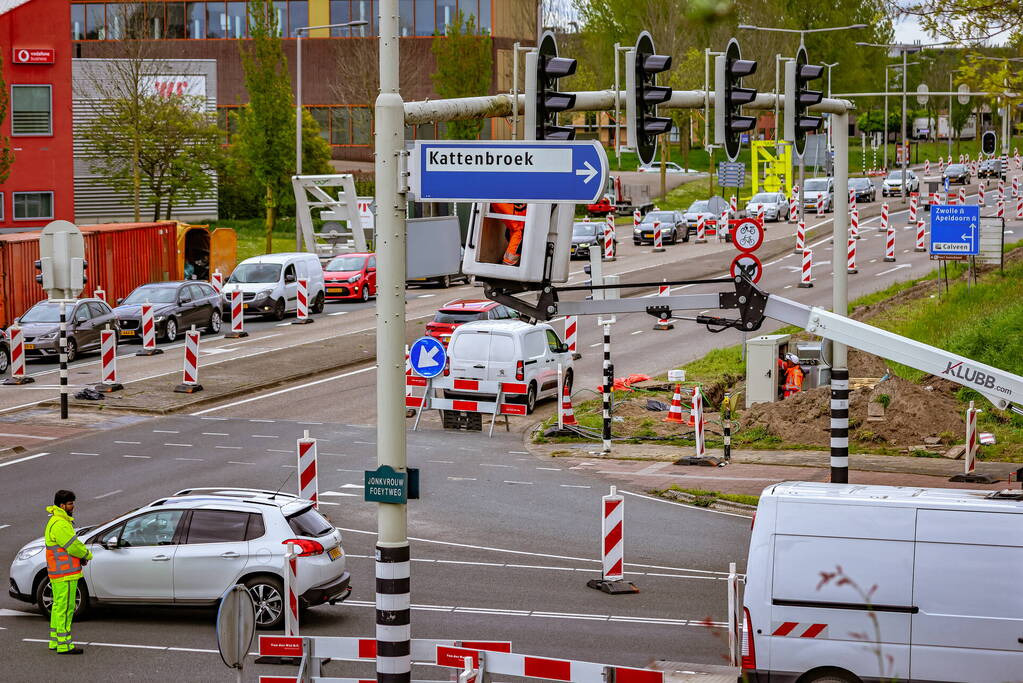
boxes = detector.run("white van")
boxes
[445,320,572,413]
[742,482,1023,683]
[222,253,325,320]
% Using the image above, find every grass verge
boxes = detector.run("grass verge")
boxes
[659,485,759,508]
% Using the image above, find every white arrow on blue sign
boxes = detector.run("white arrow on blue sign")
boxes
[409,336,447,378]
[929,204,980,256]
[409,140,609,203]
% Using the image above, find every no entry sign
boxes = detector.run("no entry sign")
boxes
[731,218,764,253]
[730,253,763,284]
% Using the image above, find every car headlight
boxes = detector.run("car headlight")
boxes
[347,275,361,283]
[255,289,273,300]
[154,315,166,322]
[37,332,57,341]
[577,242,590,249]
[15,545,43,562]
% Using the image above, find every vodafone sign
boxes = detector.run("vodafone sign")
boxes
[12,48,56,64]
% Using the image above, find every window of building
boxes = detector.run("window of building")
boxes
[310,107,330,141]
[479,0,489,33]
[331,107,352,145]
[288,0,308,36]
[106,3,124,39]
[460,0,479,30]
[352,107,372,145]
[397,0,412,36]
[71,4,86,39]
[166,2,186,38]
[186,1,205,37]
[0,193,4,221]
[206,1,226,38]
[13,192,55,220]
[226,1,247,37]
[437,0,456,33]
[329,0,349,31]
[350,0,373,35]
[147,2,167,38]
[271,1,286,36]
[11,85,52,136]
[413,0,433,35]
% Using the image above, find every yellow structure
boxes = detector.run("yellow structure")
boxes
[752,141,794,196]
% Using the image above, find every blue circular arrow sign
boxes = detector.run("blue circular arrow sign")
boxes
[409,336,447,378]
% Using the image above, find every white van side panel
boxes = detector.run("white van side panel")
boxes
[917,507,1023,546]
[776,501,916,541]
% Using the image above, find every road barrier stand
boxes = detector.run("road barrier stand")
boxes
[799,248,813,288]
[293,278,315,325]
[730,195,737,218]
[664,384,685,423]
[1017,197,1023,220]
[924,159,930,175]
[950,401,998,484]
[789,185,798,223]
[587,486,638,594]
[604,214,616,261]
[93,287,106,303]
[720,205,730,240]
[879,202,889,233]
[136,301,164,356]
[848,188,856,213]
[908,192,918,224]
[998,178,1005,201]
[285,541,299,636]
[1014,175,1020,199]
[958,186,966,205]
[564,315,580,359]
[847,236,858,274]
[405,375,529,437]
[174,325,203,393]
[435,644,669,683]
[556,365,579,431]
[696,214,707,243]
[794,220,805,253]
[939,157,945,174]
[654,280,673,330]
[915,219,927,252]
[756,208,764,225]
[225,289,248,339]
[850,208,859,239]
[652,221,664,253]
[884,223,897,262]
[256,543,303,667]
[2,325,34,385]
[211,269,223,296]
[95,327,122,392]
[633,208,641,231]
[297,430,319,507]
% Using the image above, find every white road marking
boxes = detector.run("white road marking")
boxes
[165,443,193,447]
[174,457,204,461]
[251,434,278,439]
[215,445,242,450]
[783,285,793,289]
[447,477,477,481]
[200,416,228,420]
[70,452,99,456]
[427,460,454,464]
[297,421,323,425]
[152,430,179,434]
[0,452,50,468]
[509,451,529,454]
[560,484,591,489]
[619,488,750,519]
[123,455,151,459]
[536,467,561,471]
[227,461,255,465]
[266,449,292,453]
[94,490,122,499]
[417,294,436,298]
[0,609,37,617]
[503,480,534,485]
[630,330,643,335]
[0,432,55,440]
[340,483,363,488]
[480,463,514,468]
[328,311,349,316]
[335,468,363,473]
[114,440,141,445]
[320,490,360,497]
[249,419,275,423]
[589,342,601,348]
[191,365,376,415]
[201,432,229,436]
[0,525,9,531]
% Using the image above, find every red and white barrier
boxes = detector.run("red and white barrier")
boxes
[283,541,299,637]
[2,325,33,385]
[850,208,859,239]
[696,214,707,243]
[978,183,985,206]
[730,195,737,217]
[965,401,980,476]
[998,199,1005,219]
[879,203,889,233]
[211,269,223,296]
[93,287,106,303]
[884,223,896,262]
[939,157,945,174]
[436,644,663,683]
[297,430,318,507]
[847,236,857,274]
[1016,150,1021,169]
[958,186,966,205]
[406,375,529,436]
[908,193,918,223]
[226,289,248,338]
[693,386,705,458]
[585,485,637,594]
[794,220,806,253]
[756,208,765,225]
[136,301,163,356]
[95,328,122,392]
[174,326,203,393]
[799,248,813,288]
[924,159,930,175]
[293,278,314,325]
[1013,176,1019,199]
[652,221,664,252]
[848,188,856,212]
[915,219,926,252]
[604,214,616,260]
[558,373,577,429]
[816,195,824,217]
[789,186,798,223]
[564,316,578,358]
[998,178,1005,200]
[664,384,685,423]
[1016,197,1023,220]
[654,281,673,330]
[632,209,641,230]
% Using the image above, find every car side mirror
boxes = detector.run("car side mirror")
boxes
[285,274,296,283]
[115,298,124,305]
[179,296,192,305]
[104,537,120,550]
[557,344,569,354]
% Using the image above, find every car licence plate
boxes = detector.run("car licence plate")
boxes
[328,287,343,293]
[643,233,653,238]
[23,343,35,350]
[328,546,342,561]
[120,330,136,336]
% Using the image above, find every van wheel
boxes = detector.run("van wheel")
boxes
[799,668,861,683]
[311,292,325,314]
[434,275,450,288]
[36,575,89,621]
[525,382,537,414]
[268,299,286,321]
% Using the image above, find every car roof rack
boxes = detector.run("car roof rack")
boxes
[174,487,299,499]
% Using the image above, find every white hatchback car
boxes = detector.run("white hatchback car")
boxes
[8,488,350,629]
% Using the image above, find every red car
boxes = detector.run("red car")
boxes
[324,252,376,302]
[425,299,519,346]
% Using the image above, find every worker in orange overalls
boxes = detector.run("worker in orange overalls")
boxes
[782,353,804,398]
[490,202,529,265]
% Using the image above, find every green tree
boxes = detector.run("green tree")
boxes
[0,52,14,183]
[431,11,492,140]
[893,0,1023,44]
[235,0,295,252]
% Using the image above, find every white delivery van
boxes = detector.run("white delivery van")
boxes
[445,319,572,413]
[222,253,326,320]
[742,482,1023,683]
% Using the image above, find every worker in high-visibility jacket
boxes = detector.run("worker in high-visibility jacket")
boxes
[782,353,804,399]
[490,202,528,266]
[44,490,92,655]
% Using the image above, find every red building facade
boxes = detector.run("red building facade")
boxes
[0,0,74,230]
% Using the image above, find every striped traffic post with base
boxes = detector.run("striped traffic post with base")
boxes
[816,194,824,217]
[831,368,850,483]
[633,209,641,232]
[293,278,314,325]
[601,322,613,455]
[136,301,163,356]
[174,325,203,393]
[958,186,966,205]
[695,214,707,243]
[799,249,813,288]
[58,301,68,419]
[884,223,896,262]
[211,269,223,296]
[1016,197,1023,220]
[603,214,616,261]
[94,327,122,392]
[908,192,918,224]
[997,199,1005,219]
[789,186,798,223]
[2,326,34,385]
[879,202,889,232]
[950,401,998,484]
[298,430,318,507]
[652,221,664,253]
[924,159,930,175]
[225,289,248,339]
[564,315,580,359]
[915,219,927,252]
[998,178,1005,201]
[978,182,985,206]
[847,236,858,274]
[849,188,856,213]
[850,208,859,239]
[586,486,637,594]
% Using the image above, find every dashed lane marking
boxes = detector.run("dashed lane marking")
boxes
[0,452,50,468]
[202,432,229,436]
[251,435,278,439]
[0,525,9,531]
[165,443,193,447]
[320,490,360,497]
[589,342,601,348]
[94,490,122,499]
[480,463,515,468]
[215,445,242,450]
[447,477,477,481]
[70,452,98,456]
[114,441,141,445]
[560,484,591,489]
[123,455,151,459]
[152,430,179,434]
[175,458,204,461]
[266,449,292,453]
[503,480,534,485]
[536,467,561,471]
[227,461,256,466]
[249,419,274,423]
[630,330,643,335]
[509,451,529,454]
[428,460,454,464]
[328,311,348,316]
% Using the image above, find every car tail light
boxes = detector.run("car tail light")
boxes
[283,538,324,557]
[443,357,450,377]
[741,607,756,671]
[515,360,524,381]
[750,511,756,530]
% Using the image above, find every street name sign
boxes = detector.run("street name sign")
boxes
[409,336,446,378]
[365,465,407,504]
[409,140,608,203]
[930,204,980,258]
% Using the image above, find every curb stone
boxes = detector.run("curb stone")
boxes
[659,488,757,516]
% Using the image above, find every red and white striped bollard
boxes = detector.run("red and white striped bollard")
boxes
[794,220,805,253]
[1017,197,1023,220]
[848,188,856,213]
[633,209,641,231]
[174,325,203,393]
[850,208,859,239]
[696,214,707,243]
[586,485,637,593]
[136,301,163,356]
[998,178,1005,201]
[604,214,616,260]
[225,289,248,338]
[884,223,896,262]
[997,199,1005,219]
[564,315,579,359]
[2,325,34,385]
[283,541,299,637]
[816,195,824,217]
[915,219,926,252]
[958,186,966,205]
[693,386,705,458]
[730,195,737,217]
[879,202,889,233]
[965,401,980,476]
[978,183,985,206]
[924,159,930,175]
[293,277,314,325]
[652,221,664,252]
[789,186,798,223]
[298,430,318,507]
[799,248,813,288]
[1013,176,1019,199]
[908,193,918,224]
[95,327,122,392]
[93,288,106,303]
[210,269,223,296]
[847,235,858,274]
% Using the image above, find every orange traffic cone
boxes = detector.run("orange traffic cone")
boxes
[664,384,685,423]
[560,382,578,426]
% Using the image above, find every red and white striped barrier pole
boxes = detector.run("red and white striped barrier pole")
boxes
[225,289,248,338]
[998,178,1005,201]
[136,301,164,356]
[174,325,203,393]
[848,188,856,213]
[298,430,318,507]
[564,315,579,359]
[939,157,945,174]
[958,186,966,205]
[879,202,889,233]
[847,236,858,274]
[696,214,707,243]
[884,223,896,262]
[850,208,860,239]
[632,209,641,231]
[965,401,979,476]
[654,280,673,330]
[915,219,927,252]
[789,185,798,222]
[586,485,637,594]
[978,183,985,206]
[730,195,737,218]
[928,192,936,211]
[283,541,299,637]
[998,199,1005,219]
[756,208,764,225]
[816,195,824,217]
[1016,197,1023,220]
[924,159,930,175]
[794,220,806,253]
[1013,176,1019,199]
[95,327,122,392]
[799,248,813,288]
[210,269,223,296]
[908,192,918,223]
[693,386,705,458]
[603,214,616,260]
[293,277,314,325]
[1016,150,1021,169]
[2,325,34,385]
[93,287,106,303]
[652,221,664,252]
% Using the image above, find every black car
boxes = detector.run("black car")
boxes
[113,281,223,343]
[978,158,1004,179]
[849,177,877,203]
[634,210,686,245]
[943,163,970,185]
[570,221,606,258]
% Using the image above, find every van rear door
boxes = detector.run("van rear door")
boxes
[448,330,516,383]
[910,509,1023,683]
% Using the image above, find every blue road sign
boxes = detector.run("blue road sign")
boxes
[409,140,608,203]
[409,336,447,378]
[943,176,950,193]
[717,161,746,188]
[929,204,980,256]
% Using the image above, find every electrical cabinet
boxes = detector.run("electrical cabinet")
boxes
[745,333,791,408]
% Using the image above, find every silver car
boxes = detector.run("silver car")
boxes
[16,298,116,363]
[743,192,789,222]
[682,196,729,235]
[8,488,350,629]
[882,169,920,197]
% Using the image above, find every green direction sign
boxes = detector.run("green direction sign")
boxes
[365,465,407,504]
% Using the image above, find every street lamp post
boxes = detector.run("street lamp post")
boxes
[294,19,367,250]
[824,62,838,149]
[881,62,918,174]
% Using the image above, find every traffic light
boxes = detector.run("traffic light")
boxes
[34,258,54,290]
[784,46,824,158]
[37,220,86,299]
[70,258,87,297]
[525,31,577,141]
[982,131,996,155]
[626,31,673,167]
[715,38,758,161]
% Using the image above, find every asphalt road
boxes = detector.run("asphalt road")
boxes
[0,418,750,680]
